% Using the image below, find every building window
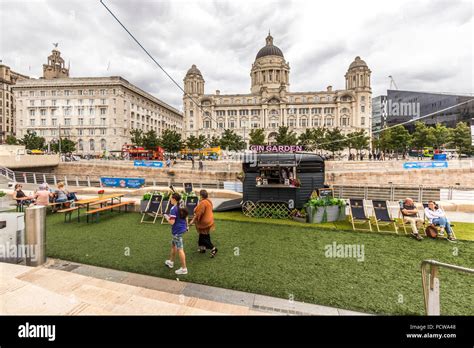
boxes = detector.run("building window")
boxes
[324,117,334,127]
[229,120,235,128]
[89,129,95,135]
[361,117,365,126]
[101,118,106,126]
[300,118,308,127]
[78,139,83,151]
[52,119,57,126]
[218,119,224,128]
[239,110,249,116]
[288,118,296,127]
[40,109,46,116]
[78,90,83,95]
[89,108,94,116]
[30,119,35,126]
[41,100,45,106]
[88,90,94,96]
[89,118,95,125]
[64,90,71,96]
[29,100,34,106]
[227,110,237,116]
[100,129,106,135]
[29,109,35,116]
[312,117,321,127]
[189,110,193,117]
[29,91,35,97]
[100,89,106,96]
[78,118,84,126]
[51,91,57,96]
[51,100,56,106]
[41,119,46,126]
[64,118,71,126]
[89,99,94,105]
[361,105,365,113]
[89,139,95,151]
[204,120,211,129]
[100,108,106,115]
[361,96,365,102]
[240,118,248,128]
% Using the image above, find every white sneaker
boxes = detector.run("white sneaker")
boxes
[175,267,188,275]
[165,260,174,268]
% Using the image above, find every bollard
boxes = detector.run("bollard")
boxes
[24,206,47,266]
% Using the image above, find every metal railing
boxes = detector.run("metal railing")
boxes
[421,260,474,315]
[0,167,225,190]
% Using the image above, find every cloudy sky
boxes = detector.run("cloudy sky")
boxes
[1,0,472,110]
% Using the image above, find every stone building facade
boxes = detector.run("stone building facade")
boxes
[0,64,29,142]
[183,33,372,144]
[13,50,183,155]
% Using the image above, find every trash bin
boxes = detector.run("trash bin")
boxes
[24,206,47,266]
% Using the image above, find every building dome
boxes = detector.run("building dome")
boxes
[349,56,368,69]
[186,64,202,77]
[256,33,284,60]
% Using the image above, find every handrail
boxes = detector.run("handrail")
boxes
[421,259,474,315]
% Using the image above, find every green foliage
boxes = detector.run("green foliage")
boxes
[249,128,266,145]
[0,191,6,198]
[219,129,246,151]
[207,135,221,147]
[18,130,46,150]
[130,129,144,146]
[5,135,18,145]
[275,126,298,144]
[411,122,435,151]
[450,122,472,156]
[185,134,207,150]
[431,123,452,149]
[379,125,411,155]
[142,130,160,150]
[345,130,370,153]
[142,193,152,201]
[322,128,346,155]
[50,138,76,153]
[160,129,184,153]
[305,197,346,208]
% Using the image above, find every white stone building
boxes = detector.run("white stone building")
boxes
[13,50,183,155]
[183,33,372,144]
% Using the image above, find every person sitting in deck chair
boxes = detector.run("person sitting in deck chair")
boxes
[401,197,424,241]
[424,201,456,242]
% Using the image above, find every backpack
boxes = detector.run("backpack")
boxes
[425,224,438,239]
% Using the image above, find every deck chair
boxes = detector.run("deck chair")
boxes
[421,202,457,239]
[348,199,372,231]
[397,201,424,235]
[141,194,163,224]
[372,200,398,234]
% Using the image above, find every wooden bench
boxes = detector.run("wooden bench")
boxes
[57,206,80,223]
[85,201,135,223]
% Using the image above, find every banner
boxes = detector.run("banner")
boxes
[403,161,448,170]
[100,177,145,188]
[249,145,304,153]
[134,160,163,168]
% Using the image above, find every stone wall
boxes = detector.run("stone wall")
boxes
[326,168,474,187]
[52,162,238,184]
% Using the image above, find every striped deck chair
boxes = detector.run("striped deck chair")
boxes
[348,198,372,231]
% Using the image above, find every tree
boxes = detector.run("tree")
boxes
[388,125,412,158]
[219,129,246,151]
[5,135,18,145]
[160,129,183,153]
[130,129,144,146]
[275,126,298,144]
[142,130,160,150]
[18,130,45,150]
[322,128,346,156]
[312,127,326,151]
[298,129,315,146]
[185,135,207,150]
[411,122,435,155]
[207,136,221,147]
[346,130,370,157]
[431,123,452,150]
[450,122,472,156]
[50,138,76,153]
[249,128,265,145]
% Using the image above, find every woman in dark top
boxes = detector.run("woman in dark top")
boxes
[13,184,33,205]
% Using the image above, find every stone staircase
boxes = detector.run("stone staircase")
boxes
[0,263,264,315]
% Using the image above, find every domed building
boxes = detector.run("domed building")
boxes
[183,33,372,145]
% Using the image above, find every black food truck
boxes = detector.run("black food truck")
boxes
[242,152,325,209]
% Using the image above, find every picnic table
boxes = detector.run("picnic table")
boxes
[57,194,125,223]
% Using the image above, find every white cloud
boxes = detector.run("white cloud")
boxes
[1,0,472,110]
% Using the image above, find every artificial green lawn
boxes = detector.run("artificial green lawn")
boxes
[46,210,474,315]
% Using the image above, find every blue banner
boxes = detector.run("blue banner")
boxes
[403,161,448,170]
[100,177,145,188]
[134,160,163,168]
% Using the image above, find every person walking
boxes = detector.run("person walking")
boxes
[164,193,189,275]
[198,159,204,171]
[190,190,218,258]
[191,157,195,170]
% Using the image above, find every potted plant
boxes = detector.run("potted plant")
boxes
[305,197,346,223]
[0,191,6,200]
[98,189,105,198]
[290,208,307,223]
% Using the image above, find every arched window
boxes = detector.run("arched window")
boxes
[101,139,106,150]
[78,139,83,151]
[299,117,308,127]
[324,117,334,127]
[89,139,95,151]
[288,117,296,127]
[312,117,321,127]
[340,116,350,127]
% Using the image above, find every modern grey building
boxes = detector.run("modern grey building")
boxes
[385,89,474,132]
[371,95,387,135]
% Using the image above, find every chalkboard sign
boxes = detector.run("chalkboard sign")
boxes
[146,194,162,214]
[183,183,193,193]
[185,196,199,217]
[317,188,334,199]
